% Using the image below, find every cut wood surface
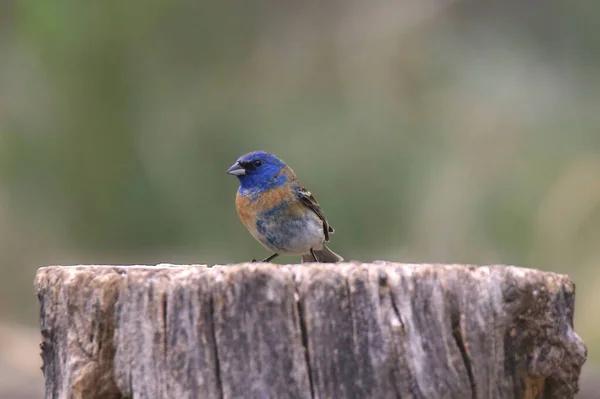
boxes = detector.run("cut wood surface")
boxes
[35,263,586,399]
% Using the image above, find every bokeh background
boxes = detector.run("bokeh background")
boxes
[1,0,599,397]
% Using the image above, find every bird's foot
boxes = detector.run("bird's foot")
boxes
[249,253,278,263]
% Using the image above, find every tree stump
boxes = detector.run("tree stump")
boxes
[35,263,586,399]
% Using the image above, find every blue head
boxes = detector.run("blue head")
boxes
[227,151,287,193]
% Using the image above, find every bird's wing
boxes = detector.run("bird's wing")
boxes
[294,185,334,241]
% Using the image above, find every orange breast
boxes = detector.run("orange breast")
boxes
[235,183,301,229]
[235,193,256,229]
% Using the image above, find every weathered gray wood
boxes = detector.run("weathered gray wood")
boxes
[35,263,587,399]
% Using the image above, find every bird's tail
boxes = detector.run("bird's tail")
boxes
[301,245,343,263]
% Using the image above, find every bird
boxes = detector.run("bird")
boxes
[227,151,343,263]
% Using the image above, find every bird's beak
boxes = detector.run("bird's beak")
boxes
[226,162,246,176]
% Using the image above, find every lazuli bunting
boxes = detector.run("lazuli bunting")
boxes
[227,151,343,263]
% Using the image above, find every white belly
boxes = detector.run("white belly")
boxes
[252,212,325,255]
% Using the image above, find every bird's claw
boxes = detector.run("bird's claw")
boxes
[251,258,258,263]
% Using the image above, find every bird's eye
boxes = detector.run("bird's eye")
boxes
[253,160,262,167]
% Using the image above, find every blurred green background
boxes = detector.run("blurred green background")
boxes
[1,0,600,397]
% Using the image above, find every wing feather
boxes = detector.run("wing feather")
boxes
[294,184,334,241]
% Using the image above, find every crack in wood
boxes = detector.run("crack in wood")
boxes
[296,288,315,399]
[451,308,476,398]
[209,295,224,399]
[161,293,168,360]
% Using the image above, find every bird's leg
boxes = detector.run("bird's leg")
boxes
[261,253,279,262]
[310,248,318,262]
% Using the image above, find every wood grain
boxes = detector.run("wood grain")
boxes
[35,263,587,399]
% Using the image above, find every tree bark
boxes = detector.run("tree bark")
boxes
[35,263,586,399]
